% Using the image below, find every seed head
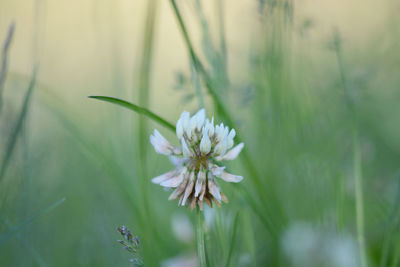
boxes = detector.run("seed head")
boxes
[150,109,244,210]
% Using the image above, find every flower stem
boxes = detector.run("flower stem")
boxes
[196,209,207,267]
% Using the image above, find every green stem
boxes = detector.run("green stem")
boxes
[196,209,207,267]
[354,127,367,267]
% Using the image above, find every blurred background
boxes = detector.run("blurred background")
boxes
[1,0,400,266]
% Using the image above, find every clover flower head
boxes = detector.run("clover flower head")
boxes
[150,109,244,210]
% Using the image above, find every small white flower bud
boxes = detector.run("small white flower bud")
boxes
[176,119,184,139]
[208,117,215,136]
[196,109,206,130]
[177,111,190,139]
[200,134,211,154]
[213,138,228,156]
[186,116,197,138]
[228,129,236,139]
[181,138,192,158]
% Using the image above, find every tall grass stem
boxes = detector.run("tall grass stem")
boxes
[196,209,207,267]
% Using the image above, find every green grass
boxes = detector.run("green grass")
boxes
[1,0,400,266]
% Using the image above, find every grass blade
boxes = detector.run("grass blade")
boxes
[136,1,160,264]
[225,212,239,267]
[381,176,400,267]
[88,96,175,132]
[0,66,38,182]
[0,22,15,112]
[0,197,66,246]
[1,217,48,267]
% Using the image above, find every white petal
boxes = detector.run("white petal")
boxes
[152,170,176,184]
[208,117,215,136]
[181,138,192,158]
[150,130,173,155]
[177,111,190,139]
[194,109,206,130]
[209,164,226,176]
[160,168,187,187]
[213,138,228,156]
[208,178,221,201]
[168,179,188,200]
[169,156,185,166]
[176,118,184,140]
[199,182,206,201]
[228,129,236,139]
[195,171,206,197]
[200,134,211,154]
[181,172,195,205]
[215,143,244,161]
[218,171,243,183]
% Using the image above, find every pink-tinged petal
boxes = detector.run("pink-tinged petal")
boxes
[218,171,243,183]
[210,164,225,177]
[181,172,195,206]
[150,130,172,155]
[169,156,185,167]
[215,143,244,161]
[168,179,188,200]
[151,170,176,184]
[195,171,205,197]
[208,179,221,201]
[160,169,186,188]
[199,182,206,201]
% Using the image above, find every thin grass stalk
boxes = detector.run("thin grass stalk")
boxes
[353,126,367,267]
[0,65,38,182]
[380,176,400,267]
[136,0,159,264]
[333,29,367,267]
[216,0,227,68]
[196,208,207,267]
[0,22,15,112]
[225,212,239,267]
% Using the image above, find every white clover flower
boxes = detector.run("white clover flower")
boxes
[150,109,244,210]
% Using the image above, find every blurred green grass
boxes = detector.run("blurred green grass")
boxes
[1,0,400,266]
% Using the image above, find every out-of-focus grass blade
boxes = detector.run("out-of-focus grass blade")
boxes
[0,22,15,112]
[381,176,400,267]
[1,217,47,267]
[0,197,66,246]
[0,66,38,182]
[89,96,175,132]
[225,212,239,267]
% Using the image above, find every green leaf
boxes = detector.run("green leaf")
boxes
[88,96,176,132]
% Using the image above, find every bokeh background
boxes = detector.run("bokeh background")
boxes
[1,0,400,266]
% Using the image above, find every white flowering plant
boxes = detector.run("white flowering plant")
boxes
[150,109,244,210]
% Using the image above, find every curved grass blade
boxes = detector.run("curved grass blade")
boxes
[0,197,66,246]
[0,22,15,112]
[0,66,38,182]
[88,96,175,132]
